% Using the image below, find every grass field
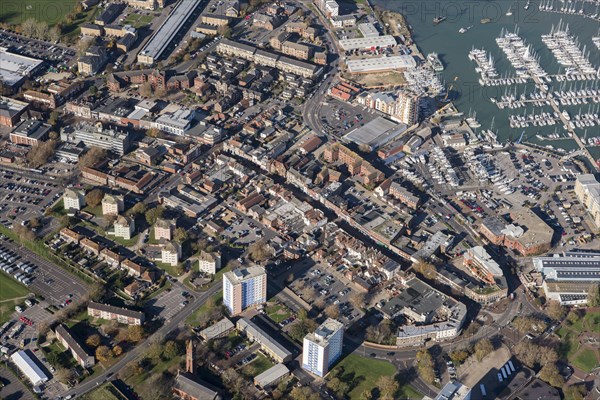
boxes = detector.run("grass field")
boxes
[81,383,124,400]
[265,303,292,324]
[240,353,274,378]
[571,350,599,373]
[0,271,31,324]
[122,13,153,28]
[329,354,422,400]
[0,0,77,25]
[185,291,223,326]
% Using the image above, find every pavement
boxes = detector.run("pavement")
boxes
[1,238,88,306]
[0,366,35,400]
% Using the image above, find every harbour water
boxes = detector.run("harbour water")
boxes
[373,0,600,158]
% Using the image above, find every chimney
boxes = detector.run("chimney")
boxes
[185,339,195,374]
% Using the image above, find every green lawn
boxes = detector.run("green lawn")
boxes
[81,383,124,400]
[154,261,182,277]
[265,303,292,324]
[0,272,31,324]
[571,350,599,373]
[329,354,422,400]
[582,311,600,331]
[185,291,222,326]
[0,0,77,25]
[240,353,274,378]
[122,13,154,28]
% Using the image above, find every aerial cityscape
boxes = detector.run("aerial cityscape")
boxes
[0,0,599,399]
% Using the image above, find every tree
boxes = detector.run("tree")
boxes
[29,218,41,229]
[145,206,164,225]
[48,110,60,127]
[539,364,564,388]
[360,389,373,400]
[377,375,399,400]
[325,304,340,319]
[413,261,437,279]
[474,338,494,361]
[80,147,107,168]
[174,227,188,243]
[26,140,57,168]
[129,202,147,217]
[86,334,101,348]
[128,325,144,343]
[55,367,76,384]
[450,349,470,366]
[587,283,600,307]
[290,386,320,400]
[112,345,123,357]
[286,273,294,284]
[327,377,349,398]
[21,18,37,37]
[164,340,181,359]
[416,349,435,384]
[248,240,272,262]
[545,300,566,320]
[85,188,104,207]
[564,384,587,400]
[146,127,161,138]
[96,345,112,362]
[349,292,366,309]
[89,85,98,95]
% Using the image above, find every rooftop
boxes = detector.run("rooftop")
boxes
[346,55,417,73]
[225,266,265,284]
[339,35,397,50]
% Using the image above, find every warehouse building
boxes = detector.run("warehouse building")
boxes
[339,35,397,51]
[10,350,49,387]
[0,47,44,92]
[138,0,203,64]
[346,55,416,74]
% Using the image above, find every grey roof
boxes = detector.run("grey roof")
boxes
[12,119,51,140]
[254,363,289,387]
[236,318,292,361]
[88,302,144,320]
[139,0,203,62]
[55,324,93,362]
[174,372,220,400]
[199,317,234,340]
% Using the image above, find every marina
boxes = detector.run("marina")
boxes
[375,0,600,163]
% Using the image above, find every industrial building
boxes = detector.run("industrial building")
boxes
[346,55,416,74]
[338,35,397,51]
[342,117,407,151]
[0,47,44,92]
[137,0,203,64]
[10,350,49,387]
[533,251,600,305]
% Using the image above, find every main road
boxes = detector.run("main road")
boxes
[64,282,221,399]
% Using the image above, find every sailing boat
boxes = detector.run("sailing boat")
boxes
[506,5,513,15]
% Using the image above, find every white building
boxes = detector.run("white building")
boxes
[198,251,221,275]
[10,351,49,386]
[63,188,86,211]
[102,194,125,215]
[112,216,135,240]
[223,266,266,315]
[161,241,181,266]
[302,318,344,377]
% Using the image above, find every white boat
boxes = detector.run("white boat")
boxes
[506,6,513,16]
